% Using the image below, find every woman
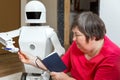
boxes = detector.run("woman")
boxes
[18,11,120,80]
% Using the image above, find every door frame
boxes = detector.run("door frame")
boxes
[64,0,70,49]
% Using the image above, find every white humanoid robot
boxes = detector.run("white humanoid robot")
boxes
[0,0,65,80]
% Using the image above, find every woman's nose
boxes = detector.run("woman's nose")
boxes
[72,36,76,41]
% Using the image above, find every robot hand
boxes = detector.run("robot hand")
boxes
[0,33,19,53]
[1,40,19,53]
[2,47,19,53]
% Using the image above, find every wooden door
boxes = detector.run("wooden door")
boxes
[0,0,25,77]
[0,0,20,53]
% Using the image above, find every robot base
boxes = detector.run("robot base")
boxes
[21,72,52,80]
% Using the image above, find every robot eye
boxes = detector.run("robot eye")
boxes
[26,12,41,19]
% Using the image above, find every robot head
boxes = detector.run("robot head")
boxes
[25,0,46,23]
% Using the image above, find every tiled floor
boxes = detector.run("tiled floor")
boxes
[0,72,22,80]
[0,53,25,79]
[0,53,50,80]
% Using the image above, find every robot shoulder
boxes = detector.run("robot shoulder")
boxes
[45,26,56,37]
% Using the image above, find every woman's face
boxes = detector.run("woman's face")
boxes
[72,26,95,53]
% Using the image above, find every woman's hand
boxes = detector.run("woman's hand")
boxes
[18,50,36,66]
[50,72,76,80]
[18,50,48,71]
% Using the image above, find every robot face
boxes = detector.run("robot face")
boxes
[25,0,46,23]
[26,12,41,19]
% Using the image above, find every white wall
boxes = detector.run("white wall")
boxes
[100,0,120,47]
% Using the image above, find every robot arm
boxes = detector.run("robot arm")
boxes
[0,28,21,53]
[46,28,65,56]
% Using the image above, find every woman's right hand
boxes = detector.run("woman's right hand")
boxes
[18,50,36,66]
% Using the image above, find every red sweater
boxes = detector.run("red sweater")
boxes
[62,36,120,80]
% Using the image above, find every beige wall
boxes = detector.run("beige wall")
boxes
[40,0,57,31]
[21,0,27,26]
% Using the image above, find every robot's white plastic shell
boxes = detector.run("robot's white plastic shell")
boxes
[19,26,65,74]
[19,26,65,58]
[0,30,20,53]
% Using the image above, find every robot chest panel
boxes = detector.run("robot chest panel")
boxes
[19,27,48,42]
[19,27,51,57]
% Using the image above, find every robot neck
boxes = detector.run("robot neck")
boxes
[29,23,42,26]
